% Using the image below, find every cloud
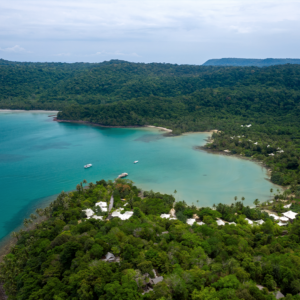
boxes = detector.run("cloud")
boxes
[95,51,140,57]
[0,45,27,53]
[0,0,299,63]
[54,52,71,57]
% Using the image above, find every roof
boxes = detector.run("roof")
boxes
[279,217,289,222]
[151,276,163,285]
[82,208,95,218]
[255,220,264,225]
[91,215,103,220]
[275,291,284,299]
[96,201,107,207]
[284,203,292,209]
[256,285,264,290]
[227,222,236,225]
[216,219,225,226]
[160,214,170,219]
[197,221,205,226]
[105,252,115,261]
[187,218,196,226]
[270,214,280,220]
[112,211,133,220]
[278,221,288,226]
[283,211,298,220]
[245,218,253,225]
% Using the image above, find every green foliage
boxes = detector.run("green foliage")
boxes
[2,180,300,299]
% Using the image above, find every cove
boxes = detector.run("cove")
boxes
[0,111,280,241]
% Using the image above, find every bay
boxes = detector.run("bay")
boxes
[0,111,279,241]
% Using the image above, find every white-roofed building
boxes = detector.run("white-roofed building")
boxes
[227,222,236,225]
[187,218,196,226]
[216,219,225,226]
[91,215,103,220]
[160,214,170,219]
[112,210,133,220]
[197,221,205,225]
[283,211,298,220]
[284,203,292,209]
[245,218,253,225]
[82,208,95,219]
[278,221,288,226]
[96,201,108,212]
[279,217,289,222]
[255,220,264,225]
[269,214,280,220]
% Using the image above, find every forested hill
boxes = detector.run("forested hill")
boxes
[203,58,300,67]
[1,58,300,110]
[1,59,300,187]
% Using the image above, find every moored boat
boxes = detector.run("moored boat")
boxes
[134,161,139,164]
[84,164,92,169]
[118,172,128,178]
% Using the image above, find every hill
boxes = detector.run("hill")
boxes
[0,59,300,187]
[1,178,300,299]
[203,58,300,67]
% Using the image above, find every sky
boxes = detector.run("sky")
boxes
[0,0,299,64]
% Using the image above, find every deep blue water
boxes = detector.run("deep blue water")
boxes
[0,111,279,241]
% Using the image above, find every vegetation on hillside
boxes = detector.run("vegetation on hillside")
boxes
[1,179,300,299]
[0,59,299,186]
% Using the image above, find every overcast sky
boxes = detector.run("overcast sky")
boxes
[0,0,299,64]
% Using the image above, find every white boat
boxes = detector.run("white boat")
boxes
[118,172,128,178]
[84,164,92,169]
[134,161,139,164]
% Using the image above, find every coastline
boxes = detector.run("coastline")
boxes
[54,118,175,133]
[195,145,284,190]
[0,109,59,113]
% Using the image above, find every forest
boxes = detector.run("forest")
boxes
[1,179,300,299]
[0,59,300,186]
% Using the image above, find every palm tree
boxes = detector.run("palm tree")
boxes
[36,208,44,217]
[23,218,29,228]
[241,197,245,202]
[83,179,87,186]
[234,196,237,202]
[270,188,273,199]
[254,199,260,206]
[11,231,19,241]
[76,184,81,193]
[30,213,37,221]
[174,189,177,201]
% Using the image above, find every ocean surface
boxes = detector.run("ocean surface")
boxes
[0,111,280,241]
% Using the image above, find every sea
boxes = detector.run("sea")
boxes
[0,111,280,241]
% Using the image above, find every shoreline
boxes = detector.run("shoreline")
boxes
[54,118,219,136]
[54,118,177,134]
[195,145,284,190]
[0,109,59,113]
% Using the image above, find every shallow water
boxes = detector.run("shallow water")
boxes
[0,112,279,240]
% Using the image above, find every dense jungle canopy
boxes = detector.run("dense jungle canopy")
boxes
[0,59,300,186]
[1,179,300,300]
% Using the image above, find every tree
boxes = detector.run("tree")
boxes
[234,196,237,202]
[241,197,245,202]
[254,199,260,206]
[11,231,19,241]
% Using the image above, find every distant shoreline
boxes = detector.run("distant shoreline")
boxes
[0,109,59,113]
[54,118,175,133]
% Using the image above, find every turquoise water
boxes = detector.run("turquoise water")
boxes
[0,111,279,241]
